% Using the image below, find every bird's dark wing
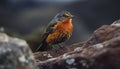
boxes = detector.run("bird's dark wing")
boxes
[36,13,60,51]
[39,13,60,43]
[41,22,57,42]
[36,21,57,51]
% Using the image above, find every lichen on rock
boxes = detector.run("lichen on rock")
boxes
[0,33,37,69]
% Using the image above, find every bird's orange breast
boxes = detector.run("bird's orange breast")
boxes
[55,19,73,34]
[45,19,73,45]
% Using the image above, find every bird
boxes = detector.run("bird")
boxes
[36,10,74,51]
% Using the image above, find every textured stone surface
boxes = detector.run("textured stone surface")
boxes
[0,33,37,69]
[34,20,120,69]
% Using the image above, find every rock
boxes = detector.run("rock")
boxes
[34,20,120,69]
[0,33,37,69]
[84,25,120,47]
[111,19,120,26]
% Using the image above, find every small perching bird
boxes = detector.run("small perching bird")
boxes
[36,10,74,51]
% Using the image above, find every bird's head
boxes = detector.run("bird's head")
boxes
[52,10,74,23]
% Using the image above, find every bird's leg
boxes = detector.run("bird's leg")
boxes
[52,45,58,50]
[58,43,65,48]
[51,43,65,53]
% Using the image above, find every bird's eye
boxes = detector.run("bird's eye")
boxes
[63,13,69,17]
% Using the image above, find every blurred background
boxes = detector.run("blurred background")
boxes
[0,0,120,48]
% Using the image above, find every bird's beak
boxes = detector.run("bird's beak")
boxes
[69,15,74,18]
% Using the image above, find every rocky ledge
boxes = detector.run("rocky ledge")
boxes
[34,19,120,69]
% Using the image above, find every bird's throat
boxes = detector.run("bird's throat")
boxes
[63,18,72,23]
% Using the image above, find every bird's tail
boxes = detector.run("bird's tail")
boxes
[36,41,48,51]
